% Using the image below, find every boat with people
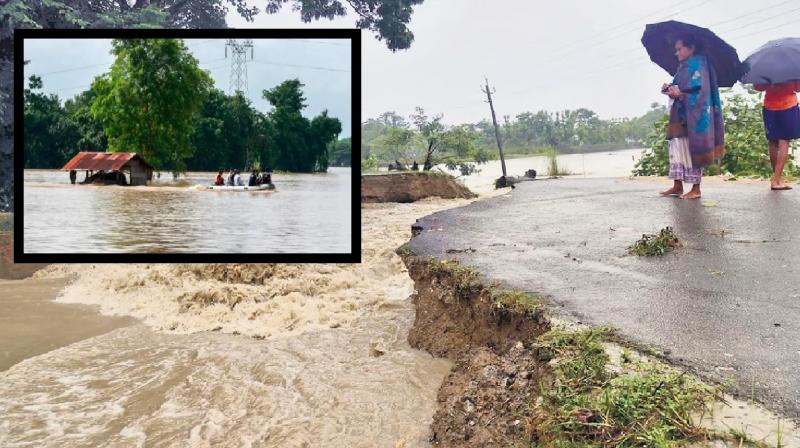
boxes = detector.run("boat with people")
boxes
[200,168,276,192]
[204,184,274,191]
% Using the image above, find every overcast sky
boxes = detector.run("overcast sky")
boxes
[24,0,800,133]
[230,0,799,124]
[24,38,352,137]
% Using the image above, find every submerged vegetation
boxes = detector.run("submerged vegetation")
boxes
[628,227,680,257]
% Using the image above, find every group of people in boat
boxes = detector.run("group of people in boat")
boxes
[214,168,272,187]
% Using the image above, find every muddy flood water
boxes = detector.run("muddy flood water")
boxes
[22,168,351,254]
[0,198,479,447]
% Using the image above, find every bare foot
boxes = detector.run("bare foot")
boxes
[771,182,792,191]
[659,187,683,196]
[680,191,701,199]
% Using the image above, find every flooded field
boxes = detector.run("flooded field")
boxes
[22,168,352,254]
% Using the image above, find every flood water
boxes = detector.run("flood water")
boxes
[22,169,352,254]
[439,148,645,193]
[1,199,472,447]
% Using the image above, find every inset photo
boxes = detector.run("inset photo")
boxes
[15,29,360,263]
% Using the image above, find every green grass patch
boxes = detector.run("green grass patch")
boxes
[426,257,483,300]
[533,327,725,447]
[628,227,680,257]
[395,244,415,258]
[490,288,543,319]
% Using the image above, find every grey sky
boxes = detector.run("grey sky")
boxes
[231,0,799,125]
[23,0,800,133]
[24,38,352,137]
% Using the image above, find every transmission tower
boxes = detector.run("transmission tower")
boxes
[225,39,254,94]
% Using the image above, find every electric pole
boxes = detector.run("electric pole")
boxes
[225,39,254,94]
[481,77,508,185]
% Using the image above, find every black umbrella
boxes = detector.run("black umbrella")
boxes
[741,37,800,85]
[641,20,743,87]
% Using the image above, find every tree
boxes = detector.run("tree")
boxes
[330,137,352,167]
[91,38,212,172]
[309,110,342,172]
[23,75,79,168]
[410,107,445,171]
[374,126,420,165]
[262,79,341,172]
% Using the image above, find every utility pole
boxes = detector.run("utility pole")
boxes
[225,39,254,94]
[481,77,508,185]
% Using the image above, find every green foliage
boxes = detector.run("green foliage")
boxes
[534,327,723,447]
[329,137,351,166]
[544,147,571,176]
[634,92,800,178]
[628,227,680,257]
[360,104,666,175]
[262,79,342,172]
[361,154,379,173]
[490,289,543,319]
[23,76,105,168]
[91,38,213,172]
[23,68,343,174]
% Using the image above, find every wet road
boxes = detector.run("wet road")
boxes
[407,178,800,421]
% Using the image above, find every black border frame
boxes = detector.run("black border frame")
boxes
[14,28,361,263]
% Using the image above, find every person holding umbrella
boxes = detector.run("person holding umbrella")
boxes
[659,35,726,199]
[753,80,800,190]
[741,38,800,191]
[642,21,738,199]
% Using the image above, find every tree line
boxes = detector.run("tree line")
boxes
[361,103,667,173]
[23,38,348,174]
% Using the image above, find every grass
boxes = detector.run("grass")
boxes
[628,227,680,256]
[426,257,483,300]
[490,288,543,319]
[532,327,725,447]
[546,148,572,177]
[395,244,415,257]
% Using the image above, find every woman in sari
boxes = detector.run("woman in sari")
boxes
[659,35,725,200]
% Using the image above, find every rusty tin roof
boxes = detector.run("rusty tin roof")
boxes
[62,152,153,171]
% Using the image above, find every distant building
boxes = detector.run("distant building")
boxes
[62,152,154,186]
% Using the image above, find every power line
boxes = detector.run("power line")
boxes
[728,15,800,40]
[716,3,800,34]
[252,59,350,73]
[32,62,111,76]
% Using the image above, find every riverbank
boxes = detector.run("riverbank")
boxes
[402,176,800,444]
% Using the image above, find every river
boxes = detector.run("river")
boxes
[22,168,352,254]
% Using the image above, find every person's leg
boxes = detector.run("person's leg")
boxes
[768,139,779,171]
[680,167,702,199]
[661,138,685,196]
[771,139,791,190]
[660,180,683,196]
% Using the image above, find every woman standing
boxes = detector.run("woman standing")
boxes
[659,35,726,200]
[753,80,800,190]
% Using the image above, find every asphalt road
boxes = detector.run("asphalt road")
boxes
[407,178,800,421]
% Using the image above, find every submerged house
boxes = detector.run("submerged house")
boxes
[62,152,154,186]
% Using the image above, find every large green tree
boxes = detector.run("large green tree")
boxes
[90,38,212,172]
[261,79,341,173]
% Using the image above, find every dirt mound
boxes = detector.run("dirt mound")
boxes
[362,172,476,203]
[430,343,542,447]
